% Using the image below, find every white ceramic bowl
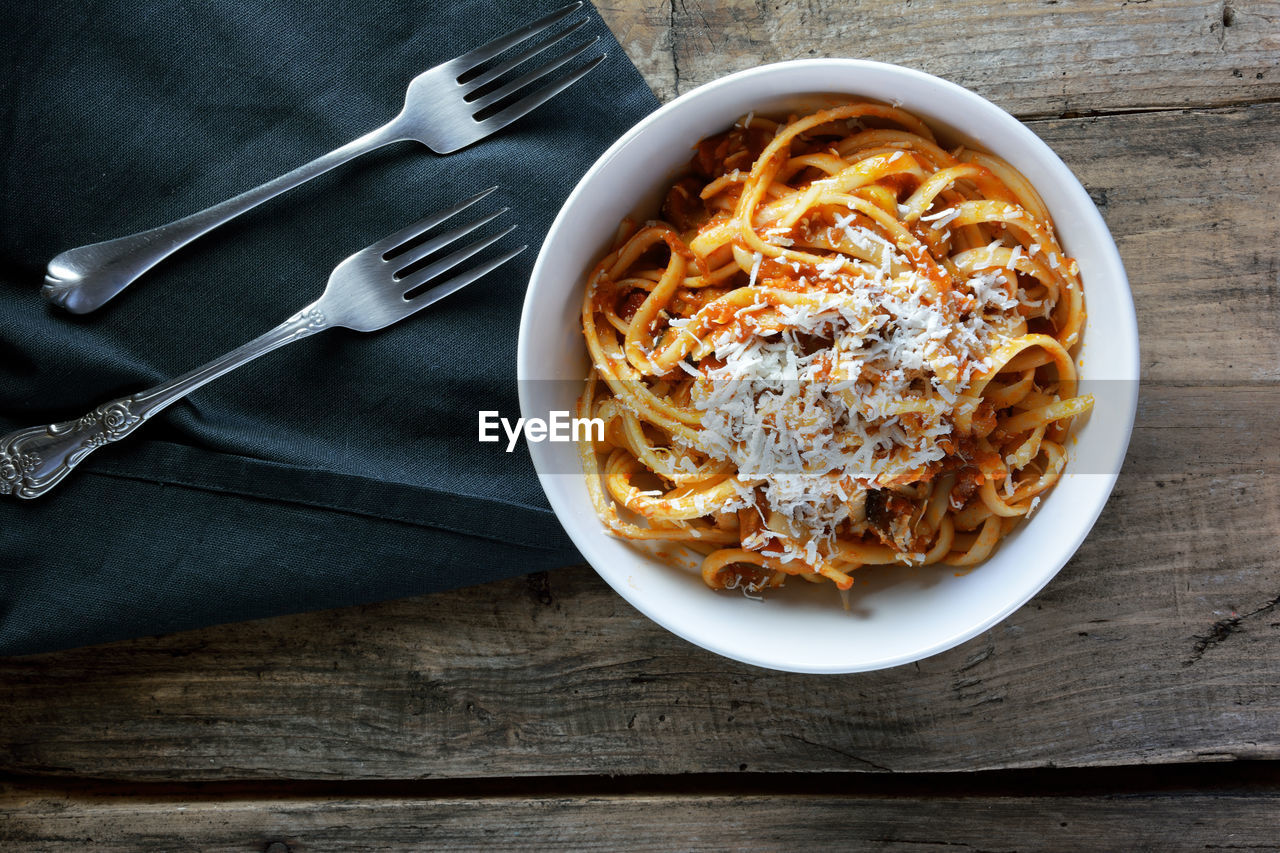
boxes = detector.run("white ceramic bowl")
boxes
[517,59,1139,674]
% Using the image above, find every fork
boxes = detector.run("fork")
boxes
[2,188,522,500]
[42,1,598,315]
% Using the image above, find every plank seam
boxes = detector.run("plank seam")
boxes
[3,761,1279,802]
[1019,95,1280,123]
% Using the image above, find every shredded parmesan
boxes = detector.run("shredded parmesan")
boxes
[920,207,960,229]
[1007,244,1024,270]
[683,234,1006,564]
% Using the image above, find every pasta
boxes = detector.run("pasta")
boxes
[577,101,1092,600]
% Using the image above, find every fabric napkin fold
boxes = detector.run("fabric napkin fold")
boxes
[0,0,660,654]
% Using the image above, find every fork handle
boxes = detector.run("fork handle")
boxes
[43,120,406,314]
[0,303,329,499]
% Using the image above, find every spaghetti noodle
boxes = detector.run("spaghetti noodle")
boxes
[578,102,1092,599]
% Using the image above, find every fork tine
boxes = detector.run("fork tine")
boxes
[469,36,600,113]
[373,186,498,258]
[472,53,604,137]
[462,18,588,94]
[392,208,509,273]
[403,244,527,311]
[399,224,519,294]
[452,1,583,79]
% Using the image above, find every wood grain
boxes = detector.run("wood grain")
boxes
[2,100,1278,782]
[1032,104,1280,383]
[4,785,1279,851]
[599,0,1280,115]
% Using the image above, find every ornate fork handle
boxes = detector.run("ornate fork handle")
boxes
[0,305,328,499]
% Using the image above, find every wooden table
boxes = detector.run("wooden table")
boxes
[4,1,1279,848]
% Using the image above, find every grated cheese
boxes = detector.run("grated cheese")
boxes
[920,207,960,229]
[1007,244,1023,270]
[682,229,1013,565]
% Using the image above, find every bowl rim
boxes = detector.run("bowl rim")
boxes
[517,58,1140,673]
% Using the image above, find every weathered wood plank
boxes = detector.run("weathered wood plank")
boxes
[1030,104,1280,383]
[3,787,1279,851]
[1,101,1277,781]
[600,0,1280,115]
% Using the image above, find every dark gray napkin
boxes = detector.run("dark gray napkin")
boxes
[0,0,659,655]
